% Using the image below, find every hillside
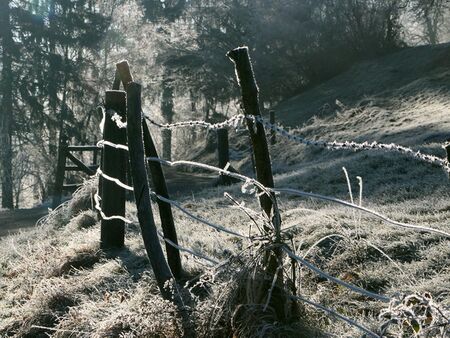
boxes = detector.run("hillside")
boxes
[276,43,450,130]
[1,44,450,337]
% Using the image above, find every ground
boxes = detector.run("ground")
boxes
[0,207,48,238]
[1,43,449,337]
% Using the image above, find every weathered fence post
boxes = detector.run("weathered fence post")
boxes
[269,110,276,145]
[52,136,68,209]
[227,47,277,220]
[100,90,127,250]
[126,81,174,297]
[112,64,134,199]
[227,46,286,320]
[143,120,183,279]
[217,128,232,185]
[115,60,182,279]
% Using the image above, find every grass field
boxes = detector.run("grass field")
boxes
[1,43,449,337]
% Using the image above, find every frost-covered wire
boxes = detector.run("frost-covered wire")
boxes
[98,106,127,131]
[96,140,129,151]
[157,230,219,266]
[291,295,381,338]
[144,113,246,130]
[146,158,450,239]
[93,193,133,224]
[153,193,248,239]
[273,187,450,238]
[252,115,450,173]
[96,168,133,191]
[283,246,391,302]
[142,111,449,172]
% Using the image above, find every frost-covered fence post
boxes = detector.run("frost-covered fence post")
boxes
[143,118,183,280]
[227,46,286,320]
[116,60,182,279]
[126,81,174,297]
[227,47,277,222]
[100,90,127,250]
[217,128,233,185]
[269,110,276,145]
[113,62,134,199]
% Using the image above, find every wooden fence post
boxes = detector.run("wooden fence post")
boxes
[100,90,127,250]
[227,46,286,320]
[52,136,68,209]
[112,64,133,200]
[269,110,276,145]
[217,128,231,185]
[143,119,183,279]
[115,60,182,279]
[126,81,174,297]
[227,47,277,220]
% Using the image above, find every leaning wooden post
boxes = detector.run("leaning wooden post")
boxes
[269,110,276,145]
[227,46,286,320]
[52,136,68,209]
[143,119,183,280]
[217,128,232,185]
[227,47,277,221]
[100,91,127,250]
[116,59,182,279]
[127,82,174,297]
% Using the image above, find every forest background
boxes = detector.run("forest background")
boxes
[1,0,449,209]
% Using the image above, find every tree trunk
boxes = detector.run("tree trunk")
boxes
[0,0,14,209]
[47,0,58,158]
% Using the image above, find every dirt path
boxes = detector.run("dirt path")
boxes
[0,207,48,238]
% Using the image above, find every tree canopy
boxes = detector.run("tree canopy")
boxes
[0,0,448,208]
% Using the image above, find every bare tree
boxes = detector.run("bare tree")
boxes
[410,0,450,44]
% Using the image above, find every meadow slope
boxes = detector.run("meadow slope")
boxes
[1,44,450,337]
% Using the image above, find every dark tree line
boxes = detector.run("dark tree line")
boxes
[0,0,110,208]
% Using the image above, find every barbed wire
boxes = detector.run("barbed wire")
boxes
[138,109,450,173]
[251,115,450,173]
[144,113,246,131]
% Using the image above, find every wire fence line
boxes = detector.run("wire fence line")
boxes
[283,246,391,303]
[91,105,449,336]
[142,112,450,173]
[290,294,381,338]
[146,158,450,239]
